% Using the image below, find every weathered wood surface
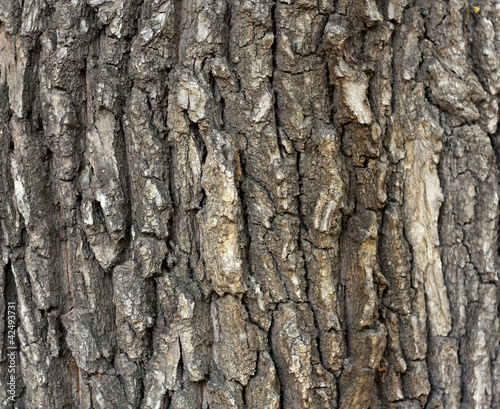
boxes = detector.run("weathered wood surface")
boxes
[0,0,499,408]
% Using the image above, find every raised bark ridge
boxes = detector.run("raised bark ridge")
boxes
[0,1,499,408]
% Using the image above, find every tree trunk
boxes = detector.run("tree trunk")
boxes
[1,0,500,408]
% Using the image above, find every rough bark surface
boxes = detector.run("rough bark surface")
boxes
[1,0,500,408]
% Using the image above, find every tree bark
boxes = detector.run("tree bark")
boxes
[1,0,500,408]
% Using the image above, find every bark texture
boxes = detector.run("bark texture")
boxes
[1,0,500,408]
